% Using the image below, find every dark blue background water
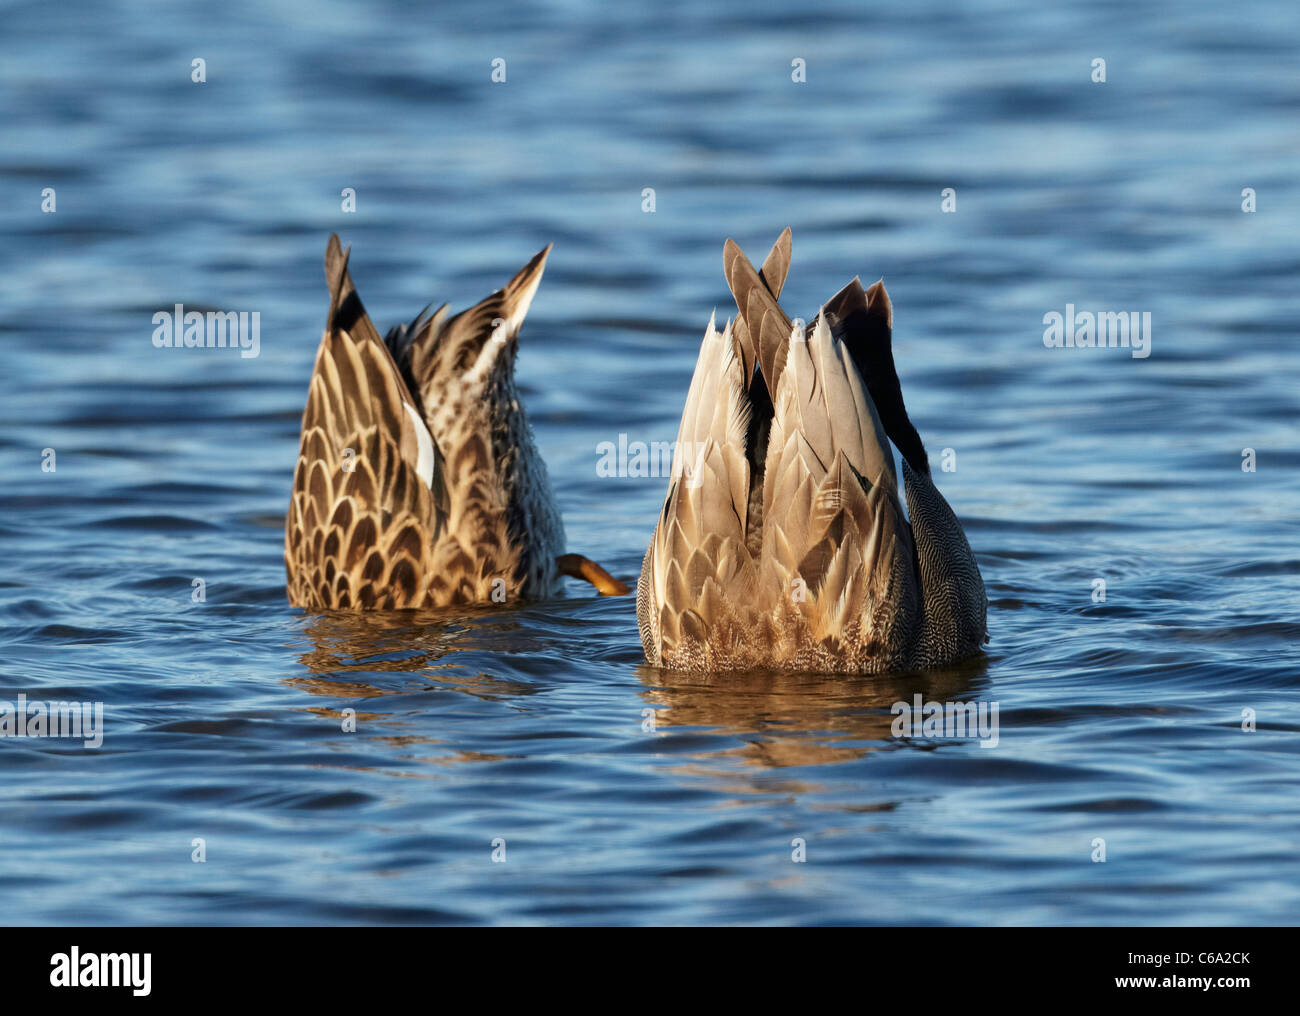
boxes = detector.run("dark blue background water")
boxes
[2,0,1297,924]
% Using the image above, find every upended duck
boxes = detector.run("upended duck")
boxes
[286,235,626,609]
[637,229,987,672]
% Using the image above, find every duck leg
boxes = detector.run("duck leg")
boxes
[556,554,630,596]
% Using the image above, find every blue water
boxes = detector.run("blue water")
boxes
[2,0,1298,924]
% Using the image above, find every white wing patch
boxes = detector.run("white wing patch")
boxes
[402,400,436,489]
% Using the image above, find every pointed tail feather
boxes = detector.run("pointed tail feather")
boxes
[402,244,553,408]
[723,236,796,398]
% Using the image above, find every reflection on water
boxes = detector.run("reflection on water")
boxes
[293,613,459,676]
[290,609,994,773]
[639,659,988,768]
[289,611,540,701]
[1,0,1299,924]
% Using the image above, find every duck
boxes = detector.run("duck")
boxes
[637,229,986,672]
[286,234,627,609]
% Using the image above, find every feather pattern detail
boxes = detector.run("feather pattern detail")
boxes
[638,230,987,672]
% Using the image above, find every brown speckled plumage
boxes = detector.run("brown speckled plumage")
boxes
[285,235,565,609]
[638,230,987,672]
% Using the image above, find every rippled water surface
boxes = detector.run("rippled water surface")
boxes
[2,0,1298,924]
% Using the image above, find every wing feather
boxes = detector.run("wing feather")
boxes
[760,312,914,636]
[638,316,757,662]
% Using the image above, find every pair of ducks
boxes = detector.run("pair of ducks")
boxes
[286,231,987,673]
